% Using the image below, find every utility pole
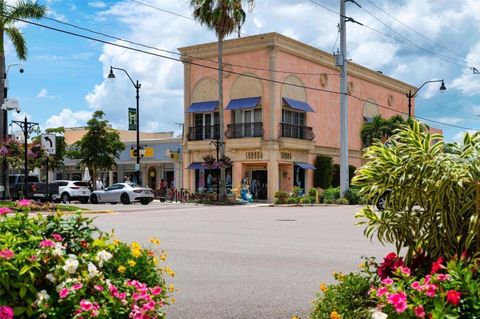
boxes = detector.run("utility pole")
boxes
[339,0,349,197]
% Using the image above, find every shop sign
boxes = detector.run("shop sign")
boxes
[246,151,263,160]
[280,152,292,160]
[130,147,154,158]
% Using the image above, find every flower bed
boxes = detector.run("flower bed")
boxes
[0,210,173,318]
[0,199,86,213]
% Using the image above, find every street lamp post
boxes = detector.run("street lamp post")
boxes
[12,116,38,198]
[108,66,141,185]
[406,79,446,118]
[2,64,24,199]
[209,138,224,201]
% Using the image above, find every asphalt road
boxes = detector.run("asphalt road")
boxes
[88,204,392,319]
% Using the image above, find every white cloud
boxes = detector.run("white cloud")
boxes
[37,89,48,98]
[453,130,477,143]
[88,1,107,9]
[45,109,92,129]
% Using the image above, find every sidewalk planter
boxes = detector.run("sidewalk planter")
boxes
[0,205,174,318]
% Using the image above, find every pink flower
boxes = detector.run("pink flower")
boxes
[150,286,162,296]
[109,284,119,298]
[387,292,408,313]
[430,257,444,274]
[51,233,63,242]
[424,275,431,284]
[59,288,69,299]
[437,274,450,281]
[414,305,425,318]
[0,207,12,215]
[72,283,83,290]
[424,284,437,297]
[80,299,94,311]
[17,199,31,207]
[376,287,389,297]
[0,249,14,260]
[411,281,421,291]
[142,300,156,311]
[28,255,38,262]
[397,266,411,276]
[118,292,126,300]
[0,306,14,319]
[381,277,394,285]
[94,285,104,292]
[446,290,461,306]
[39,240,55,248]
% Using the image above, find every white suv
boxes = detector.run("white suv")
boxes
[52,180,91,203]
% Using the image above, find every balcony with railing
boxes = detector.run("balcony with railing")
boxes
[225,122,264,139]
[187,125,220,141]
[279,123,315,141]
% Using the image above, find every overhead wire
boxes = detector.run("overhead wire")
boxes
[8,14,478,132]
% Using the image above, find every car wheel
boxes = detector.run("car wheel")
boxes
[80,198,89,204]
[140,199,150,205]
[61,192,70,203]
[110,202,117,205]
[376,191,390,211]
[90,194,98,204]
[121,193,131,205]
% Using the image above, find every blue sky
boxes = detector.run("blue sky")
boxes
[7,0,480,142]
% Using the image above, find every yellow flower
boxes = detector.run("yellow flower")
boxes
[127,259,136,267]
[330,311,341,319]
[153,257,159,265]
[168,284,175,292]
[164,266,175,277]
[291,316,300,319]
[320,283,328,292]
[118,265,126,274]
[150,237,161,245]
[113,239,120,246]
[170,297,176,304]
[358,262,365,270]
[132,248,142,258]
[131,242,141,250]
[160,253,167,261]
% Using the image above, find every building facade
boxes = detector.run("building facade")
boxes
[58,127,182,191]
[179,32,416,201]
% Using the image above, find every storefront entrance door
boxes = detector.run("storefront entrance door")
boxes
[251,170,268,200]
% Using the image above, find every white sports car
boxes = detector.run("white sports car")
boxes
[90,183,154,205]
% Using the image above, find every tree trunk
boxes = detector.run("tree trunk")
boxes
[0,29,6,199]
[218,36,226,197]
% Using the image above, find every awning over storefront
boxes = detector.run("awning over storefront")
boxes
[282,97,315,112]
[294,162,316,170]
[187,162,204,170]
[187,100,219,113]
[225,96,261,110]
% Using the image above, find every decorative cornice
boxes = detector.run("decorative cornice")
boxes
[178,32,417,94]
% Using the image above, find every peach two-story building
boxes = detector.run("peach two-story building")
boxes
[179,32,415,201]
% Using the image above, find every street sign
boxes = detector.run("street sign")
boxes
[41,133,56,155]
[128,108,137,131]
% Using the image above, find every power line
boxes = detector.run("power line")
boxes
[362,0,480,66]
[9,15,478,132]
[307,0,476,70]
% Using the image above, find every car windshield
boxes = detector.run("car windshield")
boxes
[73,182,89,187]
[126,183,138,188]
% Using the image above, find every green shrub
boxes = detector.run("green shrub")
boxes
[300,196,316,204]
[332,164,357,188]
[335,197,349,205]
[0,209,173,318]
[344,187,365,205]
[311,272,375,319]
[322,187,340,204]
[291,186,303,197]
[274,190,289,204]
[308,188,317,197]
[286,196,299,204]
[313,155,333,189]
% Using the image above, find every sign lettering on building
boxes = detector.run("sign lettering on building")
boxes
[280,152,292,160]
[246,151,263,160]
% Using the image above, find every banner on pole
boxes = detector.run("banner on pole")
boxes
[128,108,137,131]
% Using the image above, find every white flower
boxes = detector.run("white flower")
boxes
[52,242,65,257]
[88,262,100,279]
[63,256,79,274]
[371,310,388,319]
[96,250,112,268]
[36,290,50,305]
[45,273,56,283]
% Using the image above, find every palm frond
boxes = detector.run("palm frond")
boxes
[6,26,26,60]
[4,0,46,25]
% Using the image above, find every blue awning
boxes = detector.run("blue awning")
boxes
[187,100,218,113]
[225,96,261,110]
[294,162,316,170]
[187,162,204,170]
[283,97,315,112]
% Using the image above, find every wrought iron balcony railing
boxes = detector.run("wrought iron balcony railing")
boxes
[279,123,315,141]
[187,125,220,141]
[225,122,264,138]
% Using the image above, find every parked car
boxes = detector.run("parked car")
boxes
[90,183,154,205]
[8,174,59,200]
[51,180,91,203]
[376,190,391,211]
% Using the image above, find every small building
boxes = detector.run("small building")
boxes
[58,127,182,190]
[179,32,416,201]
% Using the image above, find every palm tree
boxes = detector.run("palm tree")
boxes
[0,0,46,137]
[190,0,254,197]
[360,115,387,147]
